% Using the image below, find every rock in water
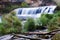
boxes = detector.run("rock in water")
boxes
[0,34,13,40]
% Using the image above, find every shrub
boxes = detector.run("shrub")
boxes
[39,14,49,26]
[23,18,36,32]
[48,12,60,31]
[35,18,46,30]
[5,27,17,34]
[35,14,53,30]
[2,11,22,34]
[45,11,60,31]
[53,11,60,17]
[0,23,6,35]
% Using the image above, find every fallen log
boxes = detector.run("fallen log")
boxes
[10,34,41,40]
[10,29,60,40]
[20,29,60,38]
[21,29,60,35]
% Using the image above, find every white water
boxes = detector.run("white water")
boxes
[14,6,56,19]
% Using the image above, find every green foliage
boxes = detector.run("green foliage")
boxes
[35,12,60,31]
[1,10,60,35]
[1,11,22,34]
[39,14,49,26]
[48,17,60,31]
[35,18,42,30]
[5,27,17,34]
[52,32,60,40]
[0,23,6,35]
[2,2,28,13]
[20,2,29,7]
[23,18,36,32]
[34,14,54,30]
[48,11,60,31]
[2,4,21,13]
[54,11,60,17]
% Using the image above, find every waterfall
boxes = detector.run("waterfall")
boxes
[14,6,56,19]
[13,6,57,31]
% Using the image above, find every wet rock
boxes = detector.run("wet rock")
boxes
[0,34,13,40]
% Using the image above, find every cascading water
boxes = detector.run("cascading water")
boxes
[15,6,56,20]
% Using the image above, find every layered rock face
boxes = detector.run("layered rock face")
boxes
[25,0,56,7]
[53,0,60,6]
[0,0,24,2]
